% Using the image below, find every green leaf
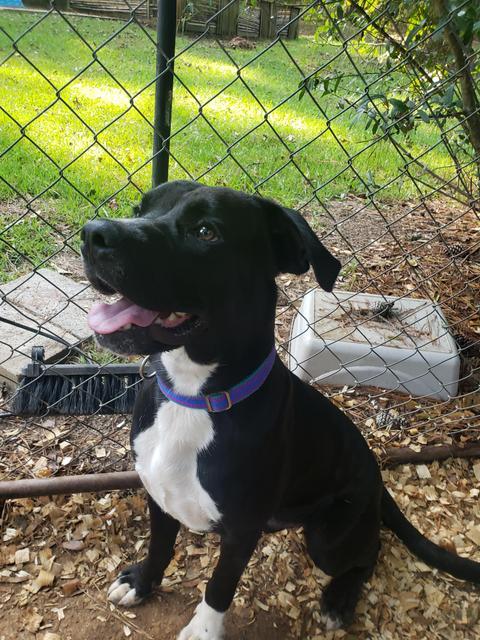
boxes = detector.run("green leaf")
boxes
[372,119,380,135]
[404,19,427,48]
[442,84,455,107]
[389,98,410,113]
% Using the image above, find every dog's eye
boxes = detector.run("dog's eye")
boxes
[195,225,218,242]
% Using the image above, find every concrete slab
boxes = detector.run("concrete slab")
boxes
[0,269,96,387]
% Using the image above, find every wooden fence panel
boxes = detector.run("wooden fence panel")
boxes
[259,0,277,39]
[69,0,149,19]
[217,0,240,37]
[237,5,260,38]
[67,0,301,39]
[287,6,300,39]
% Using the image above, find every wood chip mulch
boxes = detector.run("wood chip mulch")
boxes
[0,458,479,639]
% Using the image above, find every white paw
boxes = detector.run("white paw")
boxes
[107,578,143,607]
[177,599,225,640]
[322,612,343,631]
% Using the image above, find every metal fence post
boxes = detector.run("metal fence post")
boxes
[152,0,177,187]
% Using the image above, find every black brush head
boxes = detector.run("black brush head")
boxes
[11,371,142,416]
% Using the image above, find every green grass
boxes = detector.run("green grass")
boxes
[0,10,458,280]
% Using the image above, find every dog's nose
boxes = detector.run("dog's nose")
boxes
[81,220,121,253]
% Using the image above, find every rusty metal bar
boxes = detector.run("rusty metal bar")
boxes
[3,439,480,500]
[0,471,142,499]
[382,441,480,468]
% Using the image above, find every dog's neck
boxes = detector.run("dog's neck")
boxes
[160,348,217,395]
[154,341,276,397]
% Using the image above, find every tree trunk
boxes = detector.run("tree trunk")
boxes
[432,0,480,184]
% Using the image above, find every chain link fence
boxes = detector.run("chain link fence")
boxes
[0,0,479,491]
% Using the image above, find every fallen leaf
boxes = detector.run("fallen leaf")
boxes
[32,457,49,476]
[62,540,85,552]
[39,548,54,571]
[62,578,81,596]
[35,569,55,589]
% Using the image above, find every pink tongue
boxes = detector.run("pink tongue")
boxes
[88,297,160,335]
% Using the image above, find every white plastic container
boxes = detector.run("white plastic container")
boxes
[288,289,460,401]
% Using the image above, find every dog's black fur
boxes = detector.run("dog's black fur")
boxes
[82,181,480,633]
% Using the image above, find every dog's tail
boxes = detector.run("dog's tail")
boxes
[381,487,480,583]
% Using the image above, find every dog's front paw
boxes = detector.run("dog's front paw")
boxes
[108,562,153,607]
[177,599,225,640]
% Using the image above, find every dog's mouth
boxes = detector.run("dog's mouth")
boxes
[88,297,200,337]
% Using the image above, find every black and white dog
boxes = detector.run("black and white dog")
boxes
[81,181,480,639]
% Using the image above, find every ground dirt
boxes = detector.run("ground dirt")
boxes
[0,589,292,640]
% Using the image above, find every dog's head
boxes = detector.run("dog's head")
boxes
[81,180,341,357]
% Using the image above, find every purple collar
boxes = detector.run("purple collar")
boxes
[156,347,277,413]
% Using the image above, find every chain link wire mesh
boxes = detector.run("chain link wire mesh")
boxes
[0,0,479,485]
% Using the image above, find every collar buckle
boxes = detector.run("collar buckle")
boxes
[205,390,233,412]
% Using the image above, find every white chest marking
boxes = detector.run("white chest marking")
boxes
[134,348,221,532]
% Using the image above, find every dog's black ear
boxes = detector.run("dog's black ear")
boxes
[134,180,202,217]
[259,197,341,292]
